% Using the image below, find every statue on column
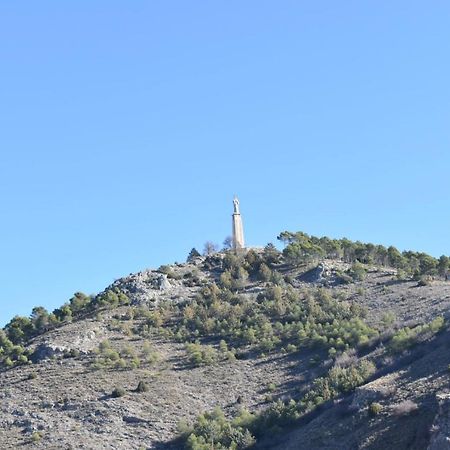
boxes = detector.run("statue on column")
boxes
[233,197,240,215]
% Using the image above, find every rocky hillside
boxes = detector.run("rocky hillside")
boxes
[2,232,450,449]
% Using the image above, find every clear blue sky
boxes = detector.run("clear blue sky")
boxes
[1,1,450,326]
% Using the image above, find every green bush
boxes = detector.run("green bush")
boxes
[92,339,146,370]
[417,276,432,286]
[302,360,376,407]
[349,263,367,281]
[369,402,382,416]
[96,288,129,309]
[183,407,256,450]
[185,342,218,366]
[111,386,126,398]
[142,341,160,364]
[31,431,43,442]
[258,263,272,281]
[136,381,148,393]
[388,316,444,353]
[396,269,407,280]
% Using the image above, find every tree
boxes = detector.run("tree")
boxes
[95,288,128,309]
[219,270,233,289]
[438,255,449,278]
[0,330,14,355]
[53,304,73,322]
[5,316,33,344]
[232,266,249,290]
[349,262,367,281]
[222,236,233,250]
[203,241,218,256]
[69,292,91,314]
[318,237,342,259]
[387,246,405,268]
[283,240,324,266]
[374,245,388,266]
[277,231,297,245]
[187,248,201,263]
[31,307,50,332]
[340,238,355,263]
[244,249,262,275]
[418,253,437,276]
[258,263,272,281]
[263,243,281,265]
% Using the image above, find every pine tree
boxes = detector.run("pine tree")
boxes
[187,247,201,262]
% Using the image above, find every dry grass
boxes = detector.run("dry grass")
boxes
[392,400,419,416]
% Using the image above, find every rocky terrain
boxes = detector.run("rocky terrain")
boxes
[2,236,450,449]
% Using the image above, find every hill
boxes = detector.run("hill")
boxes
[1,232,450,449]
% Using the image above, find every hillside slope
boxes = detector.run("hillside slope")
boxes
[2,234,450,449]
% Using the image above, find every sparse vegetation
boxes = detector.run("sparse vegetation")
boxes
[181,407,256,449]
[180,358,377,448]
[185,342,219,367]
[31,431,44,442]
[162,281,379,359]
[111,386,126,398]
[1,288,129,369]
[90,339,158,371]
[369,402,383,416]
[136,381,149,393]
[388,316,444,353]
[302,359,376,408]
[2,230,450,449]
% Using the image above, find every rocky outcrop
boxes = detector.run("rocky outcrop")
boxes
[29,322,107,362]
[350,372,399,410]
[298,262,347,286]
[109,266,205,307]
[428,394,450,449]
[31,342,69,362]
[110,269,174,305]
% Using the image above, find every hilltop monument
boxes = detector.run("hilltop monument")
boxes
[232,196,245,251]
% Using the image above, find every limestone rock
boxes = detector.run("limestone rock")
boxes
[158,274,171,291]
[31,342,67,362]
[298,262,344,286]
[350,372,400,410]
[428,394,450,449]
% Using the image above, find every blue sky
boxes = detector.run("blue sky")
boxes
[1,1,450,325]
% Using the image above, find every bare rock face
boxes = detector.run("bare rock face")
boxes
[29,321,107,362]
[108,266,205,307]
[298,262,347,286]
[31,342,68,362]
[350,372,400,410]
[109,270,178,304]
[428,394,450,449]
[158,274,171,291]
[110,269,169,304]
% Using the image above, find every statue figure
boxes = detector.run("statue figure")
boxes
[233,196,240,214]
